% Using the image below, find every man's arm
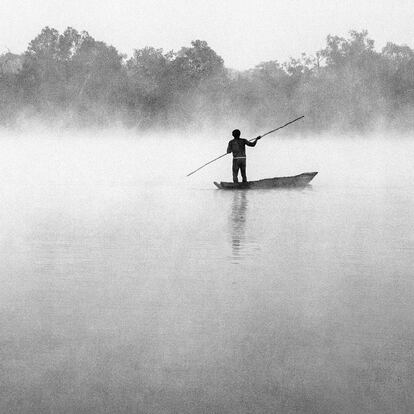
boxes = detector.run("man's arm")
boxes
[245,136,261,147]
[227,141,232,153]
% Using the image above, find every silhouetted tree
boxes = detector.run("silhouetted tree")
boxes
[0,27,413,131]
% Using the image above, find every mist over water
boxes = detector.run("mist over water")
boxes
[1,130,413,413]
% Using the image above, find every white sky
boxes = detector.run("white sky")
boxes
[1,0,413,69]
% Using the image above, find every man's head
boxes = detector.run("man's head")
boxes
[232,129,241,139]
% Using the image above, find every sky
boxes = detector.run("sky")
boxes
[1,0,414,70]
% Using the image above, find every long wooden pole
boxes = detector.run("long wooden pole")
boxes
[186,115,304,177]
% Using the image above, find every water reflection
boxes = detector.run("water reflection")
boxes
[229,190,248,261]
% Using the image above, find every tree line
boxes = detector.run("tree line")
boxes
[1,27,413,132]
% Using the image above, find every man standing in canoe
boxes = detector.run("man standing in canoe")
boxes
[227,129,261,183]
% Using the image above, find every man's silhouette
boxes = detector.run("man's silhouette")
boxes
[227,129,261,183]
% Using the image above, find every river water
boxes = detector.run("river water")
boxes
[0,131,413,413]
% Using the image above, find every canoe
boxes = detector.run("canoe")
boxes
[214,172,318,190]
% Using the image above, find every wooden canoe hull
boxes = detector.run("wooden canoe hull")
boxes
[214,172,318,190]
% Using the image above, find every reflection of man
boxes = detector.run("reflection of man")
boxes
[230,191,248,259]
[226,129,261,183]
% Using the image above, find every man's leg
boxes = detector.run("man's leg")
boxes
[241,159,247,182]
[232,159,239,183]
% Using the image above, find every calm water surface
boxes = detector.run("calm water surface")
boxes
[0,132,413,413]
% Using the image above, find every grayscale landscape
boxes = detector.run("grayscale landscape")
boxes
[1,0,413,413]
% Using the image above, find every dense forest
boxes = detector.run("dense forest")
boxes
[1,27,413,132]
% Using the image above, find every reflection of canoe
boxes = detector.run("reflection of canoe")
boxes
[214,172,318,190]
